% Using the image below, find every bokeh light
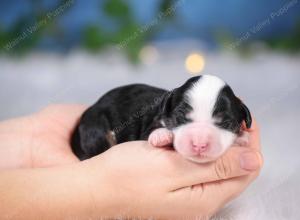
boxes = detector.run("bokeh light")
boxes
[185,53,205,74]
[139,45,159,65]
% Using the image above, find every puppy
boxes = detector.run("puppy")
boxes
[71,75,251,162]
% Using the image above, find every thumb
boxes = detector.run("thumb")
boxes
[213,147,263,179]
[170,147,262,189]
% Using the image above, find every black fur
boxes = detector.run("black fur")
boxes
[71,76,251,160]
[71,78,196,160]
[213,85,252,134]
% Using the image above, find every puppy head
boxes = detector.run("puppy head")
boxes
[161,75,251,163]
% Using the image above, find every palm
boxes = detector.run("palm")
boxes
[0,105,87,168]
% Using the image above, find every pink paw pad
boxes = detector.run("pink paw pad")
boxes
[148,128,173,147]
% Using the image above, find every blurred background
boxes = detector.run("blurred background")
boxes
[0,0,300,219]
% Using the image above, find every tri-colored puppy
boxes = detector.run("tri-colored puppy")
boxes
[71,75,251,163]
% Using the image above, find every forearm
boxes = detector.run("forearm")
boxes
[0,161,113,220]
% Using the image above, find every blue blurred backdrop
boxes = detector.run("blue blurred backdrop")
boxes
[1,0,300,61]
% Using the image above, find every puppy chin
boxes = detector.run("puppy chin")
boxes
[173,142,231,163]
[182,150,225,163]
[186,155,216,163]
[173,125,237,163]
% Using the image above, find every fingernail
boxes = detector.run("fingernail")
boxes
[240,151,261,171]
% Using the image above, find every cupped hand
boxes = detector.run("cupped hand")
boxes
[0,104,87,169]
[0,104,263,219]
[85,120,262,220]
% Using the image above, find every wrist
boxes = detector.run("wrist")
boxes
[80,155,127,219]
[0,164,102,219]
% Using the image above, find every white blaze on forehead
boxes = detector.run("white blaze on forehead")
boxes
[186,75,225,122]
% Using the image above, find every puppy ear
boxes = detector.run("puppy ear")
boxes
[160,91,174,115]
[241,103,252,129]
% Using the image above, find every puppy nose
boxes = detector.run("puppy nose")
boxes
[192,143,209,153]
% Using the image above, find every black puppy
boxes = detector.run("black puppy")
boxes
[71,75,251,163]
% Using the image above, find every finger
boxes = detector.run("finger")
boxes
[169,147,262,190]
[168,170,260,217]
[247,118,260,151]
[48,152,80,166]
[30,137,80,167]
[37,150,80,167]
[202,171,259,210]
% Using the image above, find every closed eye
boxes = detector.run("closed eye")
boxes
[216,118,240,133]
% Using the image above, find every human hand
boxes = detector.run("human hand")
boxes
[85,120,262,219]
[0,103,262,219]
[0,104,87,169]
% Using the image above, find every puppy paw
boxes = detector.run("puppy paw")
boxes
[148,128,173,147]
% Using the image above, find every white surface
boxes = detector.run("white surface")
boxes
[0,46,300,219]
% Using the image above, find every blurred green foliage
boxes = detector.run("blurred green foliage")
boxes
[83,0,175,63]
[0,0,68,54]
[265,21,300,53]
[216,20,300,55]
[104,0,129,18]
[0,11,43,54]
[83,0,143,63]
[0,0,299,62]
[0,0,176,62]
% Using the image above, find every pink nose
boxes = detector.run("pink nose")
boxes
[192,143,209,153]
